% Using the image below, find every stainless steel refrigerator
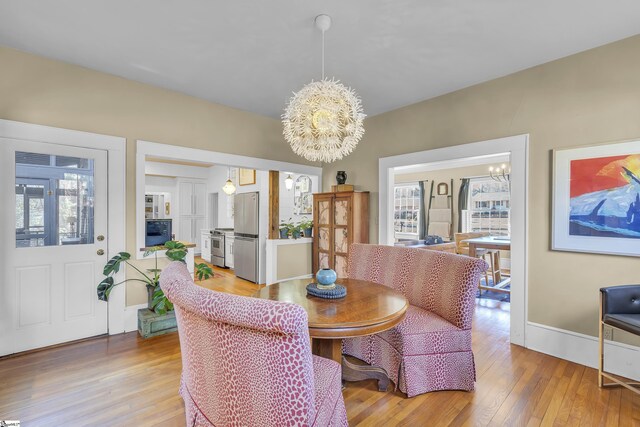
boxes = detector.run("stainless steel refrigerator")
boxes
[233,192,259,283]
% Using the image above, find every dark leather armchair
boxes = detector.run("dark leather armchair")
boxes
[599,285,640,395]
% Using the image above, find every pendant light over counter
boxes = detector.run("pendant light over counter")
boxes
[222,167,236,195]
[284,174,294,190]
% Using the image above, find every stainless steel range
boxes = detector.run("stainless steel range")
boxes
[209,228,233,268]
[209,230,226,268]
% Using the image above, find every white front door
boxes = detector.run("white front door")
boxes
[0,138,108,356]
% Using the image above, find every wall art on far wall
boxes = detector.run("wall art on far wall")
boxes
[239,168,256,186]
[552,139,640,257]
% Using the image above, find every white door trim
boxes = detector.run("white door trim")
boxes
[0,119,127,335]
[378,134,529,346]
[136,140,323,261]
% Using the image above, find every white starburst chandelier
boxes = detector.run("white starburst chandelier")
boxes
[283,14,365,163]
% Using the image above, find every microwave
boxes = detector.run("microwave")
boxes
[145,219,172,247]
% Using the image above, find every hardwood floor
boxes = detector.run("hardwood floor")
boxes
[1,268,638,426]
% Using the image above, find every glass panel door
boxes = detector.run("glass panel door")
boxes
[335,254,348,278]
[15,151,95,247]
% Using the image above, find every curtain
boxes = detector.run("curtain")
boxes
[418,181,427,240]
[457,178,470,233]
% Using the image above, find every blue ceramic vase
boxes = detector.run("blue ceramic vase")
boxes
[316,268,337,288]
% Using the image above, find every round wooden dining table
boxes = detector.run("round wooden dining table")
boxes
[254,277,408,390]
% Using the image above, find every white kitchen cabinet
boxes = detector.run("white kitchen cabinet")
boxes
[201,230,211,262]
[225,235,235,269]
[178,180,206,216]
[178,217,193,244]
[178,179,207,254]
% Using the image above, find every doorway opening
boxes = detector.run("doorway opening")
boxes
[379,134,528,346]
[130,140,322,326]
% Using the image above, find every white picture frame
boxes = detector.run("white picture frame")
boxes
[552,139,640,257]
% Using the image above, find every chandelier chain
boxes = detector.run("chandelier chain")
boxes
[321,26,325,80]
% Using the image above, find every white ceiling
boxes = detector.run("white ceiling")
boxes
[1,1,640,118]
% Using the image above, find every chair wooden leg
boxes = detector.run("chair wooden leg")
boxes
[491,251,501,284]
[598,322,604,388]
[598,292,604,388]
[484,254,491,285]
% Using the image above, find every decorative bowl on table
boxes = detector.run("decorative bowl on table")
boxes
[316,268,337,289]
[307,268,346,299]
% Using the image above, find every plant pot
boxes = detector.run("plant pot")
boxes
[146,284,155,310]
[279,228,289,239]
[292,230,301,239]
[138,308,177,338]
[303,227,313,237]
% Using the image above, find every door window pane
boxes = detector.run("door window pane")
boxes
[28,197,44,227]
[16,193,24,229]
[15,184,46,247]
[15,151,95,247]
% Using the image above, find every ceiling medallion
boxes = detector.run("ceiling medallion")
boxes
[282,14,365,163]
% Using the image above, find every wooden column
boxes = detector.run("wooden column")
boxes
[268,171,280,239]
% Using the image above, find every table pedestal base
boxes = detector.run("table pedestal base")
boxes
[311,338,390,392]
[312,338,342,362]
[342,355,389,392]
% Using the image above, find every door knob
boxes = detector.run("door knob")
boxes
[97,235,105,241]
[97,249,105,256]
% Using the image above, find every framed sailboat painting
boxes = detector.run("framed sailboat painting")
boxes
[552,139,640,256]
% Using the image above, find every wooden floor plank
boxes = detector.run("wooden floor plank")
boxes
[0,264,638,426]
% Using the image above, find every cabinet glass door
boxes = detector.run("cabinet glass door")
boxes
[334,199,349,226]
[333,198,349,273]
[315,198,332,271]
[335,254,348,278]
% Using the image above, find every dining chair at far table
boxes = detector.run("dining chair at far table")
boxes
[599,284,640,395]
[160,261,348,427]
[454,231,496,287]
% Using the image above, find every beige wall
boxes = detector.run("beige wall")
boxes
[277,243,312,281]
[0,45,312,305]
[323,35,640,341]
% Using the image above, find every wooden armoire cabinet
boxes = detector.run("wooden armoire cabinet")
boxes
[312,191,369,278]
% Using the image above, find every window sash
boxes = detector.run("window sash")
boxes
[393,184,420,236]
[466,178,510,235]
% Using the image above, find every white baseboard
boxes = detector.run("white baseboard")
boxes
[123,303,147,333]
[526,321,640,382]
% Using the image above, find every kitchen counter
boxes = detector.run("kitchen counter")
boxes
[138,241,196,277]
[139,240,196,252]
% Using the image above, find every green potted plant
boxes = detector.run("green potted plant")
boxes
[279,218,295,239]
[298,217,313,237]
[291,223,302,239]
[97,240,213,315]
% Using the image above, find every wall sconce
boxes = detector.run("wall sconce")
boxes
[285,174,294,191]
